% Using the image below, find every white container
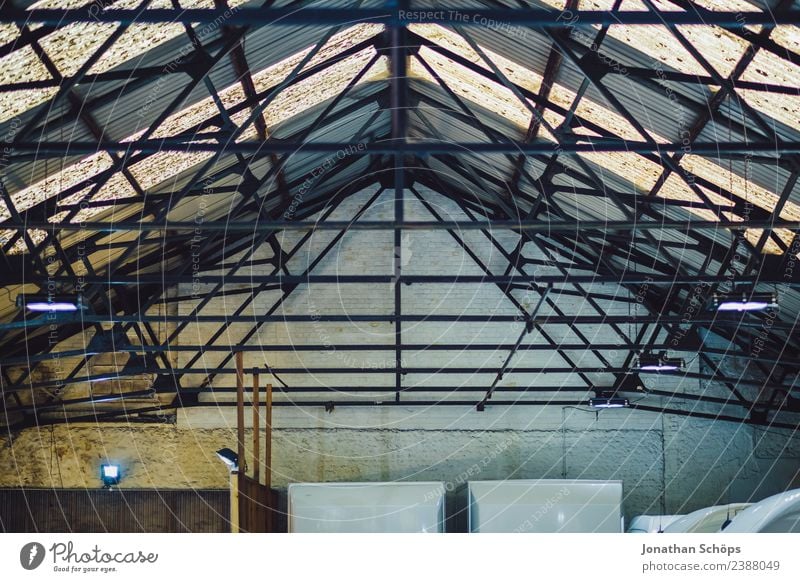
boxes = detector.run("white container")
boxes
[722,489,800,533]
[468,479,623,533]
[662,504,750,533]
[288,482,446,533]
[627,515,683,533]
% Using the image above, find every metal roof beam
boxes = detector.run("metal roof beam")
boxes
[8,218,800,234]
[3,8,797,27]
[3,312,795,327]
[6,139,798,157]
[187,185,385,389]
[7,366,796,392]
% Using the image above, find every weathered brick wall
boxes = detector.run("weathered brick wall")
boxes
[1,407,798,521]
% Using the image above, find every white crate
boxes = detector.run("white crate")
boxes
[288,482,446,533]
[468,479,623,533]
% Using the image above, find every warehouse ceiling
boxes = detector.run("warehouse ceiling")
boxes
[1,0,800,430]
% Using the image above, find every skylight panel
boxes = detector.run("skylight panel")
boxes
[410,23,798,256]
[1,25,386,254]
[0,0,251,123]
[738,47,800,132]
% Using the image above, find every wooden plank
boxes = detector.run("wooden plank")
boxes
[265,383,273,488]
[236,351,245,475]
[232,472,240,533]
[0,489,229,533]
[265,382,273,533]
[252,369,260,483]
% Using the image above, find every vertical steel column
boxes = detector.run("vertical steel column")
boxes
[390,1,409,402]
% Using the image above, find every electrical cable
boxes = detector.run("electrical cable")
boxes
[264,359,288,388]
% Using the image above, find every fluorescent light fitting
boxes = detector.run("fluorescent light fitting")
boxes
[713,291,777,312]
[589,397,629,409]
[637,352,684,372]
[216,448,239,472]
[100,463,121,486]
[16,293,86,312]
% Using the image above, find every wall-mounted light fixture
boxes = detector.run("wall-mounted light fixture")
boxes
[100,463,121,488]
[216,448,239,472]
[16,293,87,312]
[713,291,777,312]
[589,389,629,409]
[588,397,629,409]
[637,352,684,372]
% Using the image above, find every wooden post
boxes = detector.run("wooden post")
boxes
[229,469,240,534]
[265,383,273,488]
[252,370,260,483]
[234,352,245,533]
[235,352,246,475]
[265,382,273,532]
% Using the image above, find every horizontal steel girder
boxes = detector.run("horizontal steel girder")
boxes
[1,8,796,27]
[15,274,796,285]
[4,220,800,234]
[27,342,788,367]
[4,140,796,156]
[14,401,797,430]
[7,368,791,392]
[1,314,792,331]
